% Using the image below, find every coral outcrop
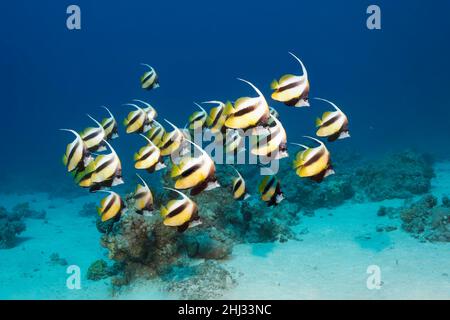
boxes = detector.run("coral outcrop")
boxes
[0,206,26,249]
[378,195,450,242]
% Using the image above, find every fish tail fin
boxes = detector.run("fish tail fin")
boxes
[270,79,279,90]
[224,101,234,115]
[62,154,68,166]
[315,117,322,127]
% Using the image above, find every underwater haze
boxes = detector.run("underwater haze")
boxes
[1,0,450,300]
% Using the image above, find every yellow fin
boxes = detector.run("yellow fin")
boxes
[224,101,234,115]
[270,79,279,90]
[315,117,322,127]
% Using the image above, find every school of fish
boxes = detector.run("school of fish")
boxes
[61,54,350,232]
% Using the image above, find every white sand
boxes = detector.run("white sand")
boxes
[0,162,449,299]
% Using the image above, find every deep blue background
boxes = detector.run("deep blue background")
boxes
[1,0,450,191]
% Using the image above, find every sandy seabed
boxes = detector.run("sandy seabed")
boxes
[1,162,449,300]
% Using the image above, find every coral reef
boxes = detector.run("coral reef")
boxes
[12,202,46,219]
[0,207,26,249]
[379,195,450,242]
[165,261,236,299]
[95,149,436,294]
[355,150,434,201]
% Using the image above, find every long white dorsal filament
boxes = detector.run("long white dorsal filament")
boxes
[288,52,308,79]
[313,97,343,113]
[163,187,189,201]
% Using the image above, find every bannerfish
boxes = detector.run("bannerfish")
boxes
[224,129,245,155]
[204,100,234,134]
[188,103,208,132]
[258,175,284,207]
[314,98,350,142]
[96,190,125,223]
[134,134,166,173]
[123,103,151,134]
[158,119,185,157]
[140,63,159,90]
[100,106,119,140]
[225,78,270,131]
[146,120,166,146]
[89,140,124,191]
[231,166,250,200]
[171,139,220,196]
[160,187,201,233]
[271,52,310,107]
[250,114,288,160]
[60,129,93,173]
[73,160,96,188]
[291,136,335,183]
[132,99,158,124]
[267,106,280,126]
[133,173,154,215]
[80,114,107,152]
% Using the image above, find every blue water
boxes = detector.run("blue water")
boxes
[2,0,450,192]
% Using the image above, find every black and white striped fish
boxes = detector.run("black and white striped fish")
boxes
[146,120,166,146]
[160,187,201,233]
[133,174,154,215]
[140,63,159,90]
[271,52,310,107]
[134,134,166,173]
[188,103,208,132]
[96,190,125,223]
[132,99,158,124]
[100,106,119,140]
[258,175,284,207]
[292,136,334,183]
[250,114,288,160]
[225,78,270,131]
[314,98,350,142]
[231,166,250,200]
[87,140,124,191]
[204,100,234,134]
[61,129,93,172]
[80,114,107,152]
[158,119,185,157]
[170,139,219,196]
[123,103,151,134]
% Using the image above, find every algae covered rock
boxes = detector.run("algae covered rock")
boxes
[87,259,121,281]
